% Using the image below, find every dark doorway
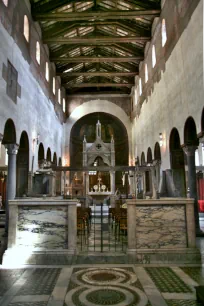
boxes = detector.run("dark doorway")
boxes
[16,131,29,197]
[169,128,186,196]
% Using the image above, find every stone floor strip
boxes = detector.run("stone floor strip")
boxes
[134,266,168,306]
[47,267,73,305]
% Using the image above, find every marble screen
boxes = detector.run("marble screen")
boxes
[135,205,187,249]
[16,206,68,249]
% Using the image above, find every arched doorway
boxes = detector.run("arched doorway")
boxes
[16,131,29,197]
[38,143,44,168]
[53,152,57,166]
[2,119,17,231]
[169,128,186,196]
[46,148,51,164]
[1,119,17,209]
[184,117,198,146]
[2,119,16,145]
[183,117,200,231]
[154,142,161,187]
[141,152,145,165]
[154,142,161,161]
[147,147,153,164]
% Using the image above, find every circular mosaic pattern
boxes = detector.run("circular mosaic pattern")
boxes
[86,289,126,305]
[65,285,148,306]
[72,268,137,286]
[91,273,117,282]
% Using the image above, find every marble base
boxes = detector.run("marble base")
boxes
[2,248,201,265]
[127,248,201,264]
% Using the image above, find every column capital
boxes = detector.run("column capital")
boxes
[182,145,197,156]
[5,143,19,155]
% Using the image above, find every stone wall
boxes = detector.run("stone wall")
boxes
[131,0,203,170]
[0,0,65,172]
[67,94,131,117]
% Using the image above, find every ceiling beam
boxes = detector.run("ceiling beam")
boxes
[31,0,85,14]
[51,56,143,63]
[33,10,161,22]
[58,71,138,77]
[44,36,150,45]
[64,83,134,88]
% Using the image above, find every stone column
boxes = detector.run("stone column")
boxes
[127,201,136,252]
[5,144,19,233]
[110,171,115,194]
[199,137,204,164]
[129,171,134,195]
[183,145,200,232]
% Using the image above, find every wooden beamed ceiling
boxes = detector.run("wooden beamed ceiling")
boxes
[30,0,161,94]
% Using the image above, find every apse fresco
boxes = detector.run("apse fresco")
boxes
[79,122,118,142]
[70,112,128,166]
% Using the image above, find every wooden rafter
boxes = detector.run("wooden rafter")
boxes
[64,83,134,88]
[51,56,143,63]
[44,36,151,45]
[34,10,160,22]
[58,71,138,77]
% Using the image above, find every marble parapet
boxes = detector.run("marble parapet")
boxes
[3,198,78,265]
[127,198,198,258]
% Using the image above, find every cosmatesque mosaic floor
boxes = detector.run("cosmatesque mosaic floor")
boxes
[0,265,203,306]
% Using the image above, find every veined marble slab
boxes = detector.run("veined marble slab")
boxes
[135,205,187,249]
[16,206,68,249]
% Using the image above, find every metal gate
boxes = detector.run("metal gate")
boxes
[77,202,127,253]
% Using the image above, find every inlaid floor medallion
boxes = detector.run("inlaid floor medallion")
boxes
[65,268,148,306]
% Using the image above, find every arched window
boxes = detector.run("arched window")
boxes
[53,77,55,95]
[145,64,148,83]
[58,89,61,104]
[162,19,167,47]
[45,62,49,81]
[23,15,29,42]
[36,41,40,64]
[152,45,156,68]
[134,88,138,105]
[2,0,8,6]
[139,78,142,96]
[63,98,66,112]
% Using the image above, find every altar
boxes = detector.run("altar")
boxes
[82,120,116,204]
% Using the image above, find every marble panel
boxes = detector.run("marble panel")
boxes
[135,205,187,249]
[16,206,68,249]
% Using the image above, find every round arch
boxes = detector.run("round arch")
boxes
[17,131,29,197]
[169,128,186,196]
[201,108,204,134]
[154,142,161,160]
[141,152,145,165]
[38,143,44,162]
[66,100,132,164]
[147,147,153,164]
[53,152,57,166]
[184,116,198,146]
[46,148,51,162]
[2,119,16,144]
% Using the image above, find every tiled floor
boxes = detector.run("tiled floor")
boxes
[0,265,203,306]
[0,219,203,306]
